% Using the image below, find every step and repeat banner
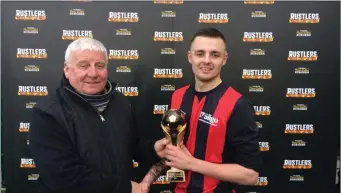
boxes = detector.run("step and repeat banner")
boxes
[1,1,340,193]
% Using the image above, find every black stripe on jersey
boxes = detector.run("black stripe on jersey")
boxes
[179,87,195,145]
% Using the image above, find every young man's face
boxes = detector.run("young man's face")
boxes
[188,36,228,82]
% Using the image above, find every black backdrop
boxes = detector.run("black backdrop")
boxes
[1,1,340,193]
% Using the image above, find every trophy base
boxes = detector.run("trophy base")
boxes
[166,168,185,182]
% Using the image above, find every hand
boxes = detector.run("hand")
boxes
[154,138,170,158]
[131,181,141,193]
[164,144,195,171]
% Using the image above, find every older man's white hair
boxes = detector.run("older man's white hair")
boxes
[64,37,108,65]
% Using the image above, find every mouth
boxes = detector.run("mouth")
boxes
[199,67,213,72]
[85,82,101,85]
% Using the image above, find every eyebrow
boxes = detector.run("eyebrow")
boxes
[194,50,222,54]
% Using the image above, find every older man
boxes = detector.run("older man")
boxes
[29,38,168,193]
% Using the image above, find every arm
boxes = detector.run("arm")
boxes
[29,107,132,193]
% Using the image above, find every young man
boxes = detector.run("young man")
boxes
[144,27,261,193]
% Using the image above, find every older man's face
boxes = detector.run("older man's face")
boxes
[64,50,108,95]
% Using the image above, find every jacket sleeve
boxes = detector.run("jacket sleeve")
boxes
[29,107,132,193]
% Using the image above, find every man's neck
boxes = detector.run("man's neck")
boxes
[195,77,222,92]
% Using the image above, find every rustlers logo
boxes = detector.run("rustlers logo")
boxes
[285,124,314,134]
[132,160,139,168]
[153,105,169,114]
[23,27,38,34]
[153,175,170,184]
[288,51,318,61]
[289,13,320,23]
[250,49,265,55]
[296,30,311,37]
[290,175,304,181]
[199,112,219,127]
[19,122,30,132]
[154,0,183,4]
[25,65,39,72]
[283,159,312,169]
[69,9,85,15]
[18,86,48,96]
[108,12,139,22]
[153,31,183,42]
[291,140,306,147]
[161,85,175,91]
[243,32,273,42]
[115,87,139,96]
[161,48,176,55]
[256,122,263,128]
[26,102,37,109]
[242,69,272,79]
[198,13,229,23]
[109,50,139,60]
[293,104,307,111]
[255,177,268,186]
[161,11,176,17]
[15,10,46,20]
[116,66,131,73]
[244,0,274,4]
[16,48,47,59]
[153,69,183,78]
[254,106,271,116]
[294,67,309,74]
[20,158,36,168]
[251,11,266,18]
[28,174,39,180]
[259,142,270,151]
[286,88,316,98]
[116,29,131,36]
[249,85,264,92]
[62,30,93,40]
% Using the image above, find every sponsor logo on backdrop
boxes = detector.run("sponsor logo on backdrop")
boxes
[242,69,272,79]
[109,50,139,60]
[116,66,131,73]
[286,88,316,98]
[19,122,30,132]
[27,140,30,145]
[251,11,266,18]
[243,32,273,42]
[161,48,176,55]
[285,124,314,134]
[283,160,312,169]
[115,87,139,96]
[108,12,139,22]
[290,175,304,181]
[153,68,183,78]
[18,86,48,96]
[20,158,35,168]
[161,85,175,91]
[256,122,263,128]
[161,11,176,17]
[259,142,269,151]
[288,51,318,61]
[132,160,139,168]
[291,140,306,147]
[69,9,85,15]
[154,0,183,4]
[293,104,307,111]
[23,27,38,34]
[254,106,271,116]
[244,0,274,4]
[153,31,183,42]
[15,10,46,20]
[289,13,320,23]
[116,29,131,35]
[26,102,37,109]
[250,49,265,55]
[255,177,268,186]
[294,67,309,74]
[249,85,264,92]
[153,175,170,184]
[62,30,93,40]
[153,105,169,114]
[16,48,47,59]
[296,30,311,37]
[25,65,40,72]
[198,13,229,23]
[28,174,39,180]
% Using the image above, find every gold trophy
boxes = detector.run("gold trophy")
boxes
[161,109,187,182]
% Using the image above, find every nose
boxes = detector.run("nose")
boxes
[87,65,99,78]
[203,54,211,64]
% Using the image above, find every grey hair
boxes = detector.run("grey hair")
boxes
[64,37,108,65]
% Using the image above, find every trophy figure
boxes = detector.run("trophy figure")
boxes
[161,109,187,182]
